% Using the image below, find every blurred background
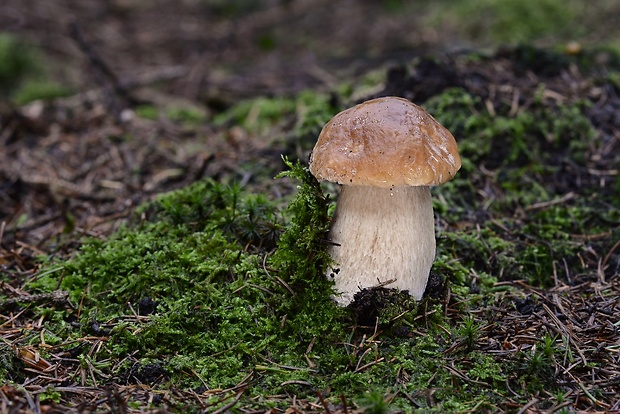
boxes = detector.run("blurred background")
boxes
[1,0,619,244]
[2,0,620,106]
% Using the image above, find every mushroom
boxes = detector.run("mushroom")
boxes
[309,96,461,306]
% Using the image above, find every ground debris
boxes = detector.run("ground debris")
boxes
[465,276,620,411]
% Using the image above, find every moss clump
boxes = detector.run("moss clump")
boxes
[425,87,595,178]
[0,32,40,95]
[26,162,350,405]
[0,32,71,104]
[12,80,70,105]
[0,343,20,383]
[212,91,337,146]
[272,157,334,294]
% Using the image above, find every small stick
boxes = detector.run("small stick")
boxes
[68,22,139,115]
[340,394,349,414]
[316,390,331,414]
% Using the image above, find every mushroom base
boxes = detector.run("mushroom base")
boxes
[327,185,435,306]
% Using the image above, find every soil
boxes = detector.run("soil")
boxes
[1,1,620,413]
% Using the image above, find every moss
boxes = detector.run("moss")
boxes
[427,0,586,45]
[0,32,74,104]
[465,352,505,385]
[436,205,596,288]
[166,106,208,125]
[13,80,71,105]
[15,55,620,410]
[213,96,297,131]
[134,104,159,120]
[271,157,334,294]
[18,158,607,410]
[212,90,337,151]
[0,32,41,95]
[0,343,18,382]
[425,88,596,181]
[27,163,349,402]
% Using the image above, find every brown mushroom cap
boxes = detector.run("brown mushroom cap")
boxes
[309,96,461,188]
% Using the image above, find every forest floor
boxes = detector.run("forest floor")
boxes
[1,1,620,413]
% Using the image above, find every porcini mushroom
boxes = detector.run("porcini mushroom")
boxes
[309,96,461,306]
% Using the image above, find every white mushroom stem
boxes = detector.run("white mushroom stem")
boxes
[327,185,435,306]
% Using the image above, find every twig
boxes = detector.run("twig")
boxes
[542,303,588,366]
[516,398,538,414]
[263,253,295,296]
[371,278,397,288]
[0,220,5,244]
[316,390,331,414]
[211,389,245,414]
[340,394,349,414]
[601,238,620,279]
[0,291,70,310]
[68,21,139,115]
[21,387,39,414]
[525,192,576,211]
[354,357,385,373]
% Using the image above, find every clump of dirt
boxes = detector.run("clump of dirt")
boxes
[372,57,463,103]
[121,362,169,386]
[137,296,159,315]
[349,287,413,329]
